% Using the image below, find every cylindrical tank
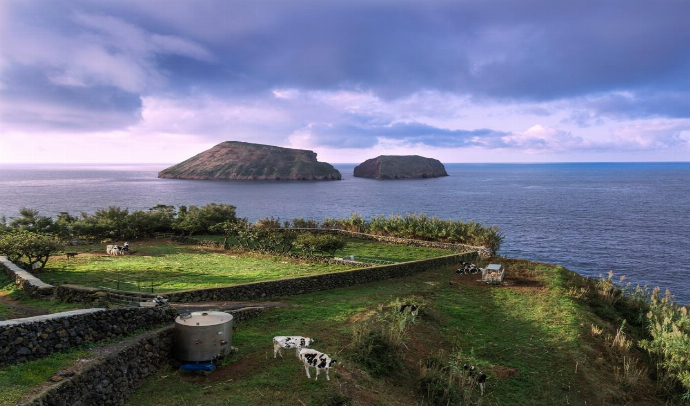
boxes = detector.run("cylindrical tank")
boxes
[173,311,233,362]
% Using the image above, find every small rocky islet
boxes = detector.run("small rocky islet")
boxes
[353,155,448,179]
[158,141,342,181]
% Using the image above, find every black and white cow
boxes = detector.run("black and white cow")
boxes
[273,336,313,358]
[399,303,420,317]
[298,348,337,381]
[106,245,123,255]
[456,262,482,275]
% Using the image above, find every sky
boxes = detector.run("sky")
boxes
[1,0,689,164]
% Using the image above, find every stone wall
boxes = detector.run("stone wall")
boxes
[0,307,178,366]
[20,325,175,406]
[0,255,54,297]
[165,252,477,303]
[18,307,266,406]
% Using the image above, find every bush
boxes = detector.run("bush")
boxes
[419,353,486,406]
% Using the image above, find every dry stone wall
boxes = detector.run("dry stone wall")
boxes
[165,252,476,303]
[19,326,174,406]
[18,307,265,406]
[0,256,54,297]
[0,307,177,366]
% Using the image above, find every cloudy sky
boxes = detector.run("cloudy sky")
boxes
[1,0,689,164]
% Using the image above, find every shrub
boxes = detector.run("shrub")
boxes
[419,352,486,406]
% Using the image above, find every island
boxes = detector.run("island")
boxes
[158,141,342,181]
[353,155,448,179]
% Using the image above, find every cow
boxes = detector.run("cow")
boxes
[476,372,487,395]
[107,245,125,255]
[298,348,337,381]
[273,336,314,359]
[399,304,420,317]
[462,364,487,395]
[456,262,481,275]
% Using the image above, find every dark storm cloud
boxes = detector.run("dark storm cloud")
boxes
[3,0,690,141]
[106,0,690,101]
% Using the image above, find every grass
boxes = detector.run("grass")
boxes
[0,348,91,406]
[0,274,85,320]
[39,238,452,293]
[42,242,354,293]
[126,258,658,406]
[194,235,454,262]
[332,237,454,262]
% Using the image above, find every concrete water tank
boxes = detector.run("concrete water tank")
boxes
[174,311,233,362]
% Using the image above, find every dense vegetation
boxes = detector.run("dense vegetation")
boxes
[0,206,502,254]
[305,213,502,254]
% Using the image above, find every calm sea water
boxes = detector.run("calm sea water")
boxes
[1,162,688,304]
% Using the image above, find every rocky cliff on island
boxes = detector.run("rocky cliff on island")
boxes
[353,155,448,179]
[158,141,342,181]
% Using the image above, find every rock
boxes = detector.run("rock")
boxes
[353,155,448,179]
[158,141,342,181]
[50,375,64,382]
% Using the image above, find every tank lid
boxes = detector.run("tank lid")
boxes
[175,311,233,326]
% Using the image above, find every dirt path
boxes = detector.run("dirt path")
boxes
[0,291,50,321]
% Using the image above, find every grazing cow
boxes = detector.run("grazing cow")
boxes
[456,262,481,275]
[107,245,125,255]
[273,336,313,358]
[462,364,487,395]
[399,304,420,317]
[476,372,487,395]
[298,348,337,381]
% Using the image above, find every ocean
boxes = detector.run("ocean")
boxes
[1,162,688,304]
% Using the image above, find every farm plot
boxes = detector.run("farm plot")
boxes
[39,239,452,293]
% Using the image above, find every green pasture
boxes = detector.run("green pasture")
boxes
[42,244,353,293]
[127,260,637,406]
[39,238,453,293]
[193,235,455,262]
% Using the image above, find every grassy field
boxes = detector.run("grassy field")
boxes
[39,238,452,293]
[125,259,662,406]
[193,235,455,262]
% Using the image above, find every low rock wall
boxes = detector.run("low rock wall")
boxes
[0,256,54,296]
[20,326,175,406]
[0,307,177,366]
[18,307,266,406]
[165,252,476,302]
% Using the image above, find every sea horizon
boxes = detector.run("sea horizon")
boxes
[1,162,688,305]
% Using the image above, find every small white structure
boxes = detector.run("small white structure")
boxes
[482,264,504,285]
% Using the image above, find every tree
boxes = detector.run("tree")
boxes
[210,219,246,249]
[0,230,63,270]
[9,208,55,233]
[175,203,237,236]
